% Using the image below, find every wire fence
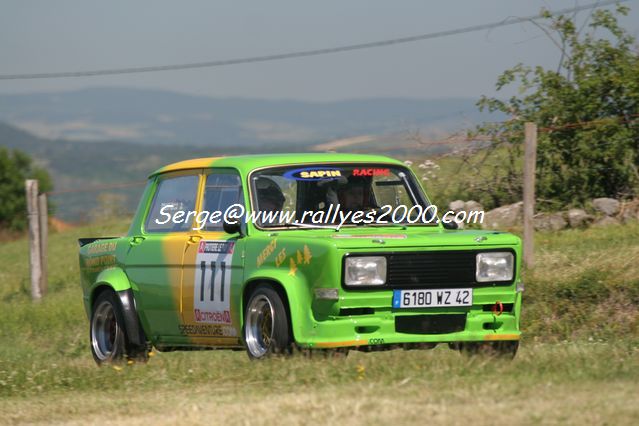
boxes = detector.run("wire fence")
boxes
[46,182,147,225]
[39,113,638,223]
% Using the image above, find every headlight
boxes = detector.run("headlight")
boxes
[476,252,514,282]
[344,256,387,286]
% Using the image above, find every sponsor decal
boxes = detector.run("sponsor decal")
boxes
[194,240,234,324]
[257,238,277,267]
[333,234,407,239]
[178,323,237,337]
[352,168,390,177]
[86,241,117,255]
[83,254,116,269]
[283,167,342,181]
[194,309,231,324]
[275,248,287,267]
[277,244,312,277]
[198,240,235,254]
[288,257,297,276]
[303,245,312,264]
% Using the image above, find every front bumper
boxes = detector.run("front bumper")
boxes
[299,289,522,348]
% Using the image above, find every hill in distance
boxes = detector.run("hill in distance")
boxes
[0,88,498,221]
[0,87,488,147]
[0,121,302,221]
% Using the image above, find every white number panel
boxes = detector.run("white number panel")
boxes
[193,240,235,325]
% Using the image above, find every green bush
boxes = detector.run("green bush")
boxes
[466,5,639,209]
[0,147,53,231]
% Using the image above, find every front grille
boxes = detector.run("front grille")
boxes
[395,314,466,334]
[342,249,516,290]
[387,251,477,288]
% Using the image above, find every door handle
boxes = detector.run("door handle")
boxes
[188,235,202,244]
[130,236,146,246]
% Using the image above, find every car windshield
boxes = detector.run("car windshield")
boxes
[250,163,435,228]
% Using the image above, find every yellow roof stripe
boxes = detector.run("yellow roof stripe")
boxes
[152,157,223,175]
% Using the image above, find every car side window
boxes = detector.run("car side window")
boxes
[145,174,199,233]
[202,173,243,231]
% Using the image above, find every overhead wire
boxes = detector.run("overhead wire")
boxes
[0,0,627,80]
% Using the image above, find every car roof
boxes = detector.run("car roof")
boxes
[150,153,405,177]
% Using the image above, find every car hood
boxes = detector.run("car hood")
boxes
[273,227,520,250]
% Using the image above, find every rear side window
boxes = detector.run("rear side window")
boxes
[201,173,243,231]
[145,174,199,233]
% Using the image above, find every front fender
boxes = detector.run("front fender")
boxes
[240,268,313,345]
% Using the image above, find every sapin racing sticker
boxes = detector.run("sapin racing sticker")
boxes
[282,167,342,181]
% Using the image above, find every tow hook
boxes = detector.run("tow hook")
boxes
[491,301,504,316]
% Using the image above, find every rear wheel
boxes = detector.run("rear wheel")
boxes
[243,285,292,359]
[90,291,127,365]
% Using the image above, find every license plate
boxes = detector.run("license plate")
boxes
[392,288,473,308]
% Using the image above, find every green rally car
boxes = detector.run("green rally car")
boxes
[79,153,523,363]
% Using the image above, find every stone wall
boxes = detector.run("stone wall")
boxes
[446,198,639,230]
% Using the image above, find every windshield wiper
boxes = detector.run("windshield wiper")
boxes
[365,222,408,229]
[277,222,340,230]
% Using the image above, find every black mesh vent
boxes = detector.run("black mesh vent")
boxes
[395,314,466,334]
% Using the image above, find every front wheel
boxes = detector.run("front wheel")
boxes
[90,291,127,365]
[243,285,292,359]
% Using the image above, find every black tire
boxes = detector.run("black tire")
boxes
[243,285,292,359]
[459,341,519,359]
[90,290,127,365]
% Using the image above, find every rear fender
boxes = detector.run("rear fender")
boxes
[88,268,147,349]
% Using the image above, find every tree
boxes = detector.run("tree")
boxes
[0,148,53,231]
[471,4,639,209]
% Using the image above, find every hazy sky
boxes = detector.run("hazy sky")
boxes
[1,1,637,101]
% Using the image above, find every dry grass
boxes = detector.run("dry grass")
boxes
[1,220,639,425]
[2,343,639,426]
[522,224,639,341]
[4,380,638,426]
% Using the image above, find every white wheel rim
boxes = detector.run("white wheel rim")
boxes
[91,300,121,361]
[245,295,275,358]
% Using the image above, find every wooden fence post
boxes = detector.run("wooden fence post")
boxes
[25,179,42,301]
[523,122,537,268]
[38,193,48,296]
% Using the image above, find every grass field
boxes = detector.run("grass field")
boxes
[1,220,638,425]
[407,148,524,212]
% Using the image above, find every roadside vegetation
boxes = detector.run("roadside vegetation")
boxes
[0,147,53,231]
[1,219,637,424]
[414,5,639,212]
[1,6,637,425]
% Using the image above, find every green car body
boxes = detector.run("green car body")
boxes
[79,153,522,359]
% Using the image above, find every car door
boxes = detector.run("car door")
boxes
[124,171,200,341]
[180,170,246,347]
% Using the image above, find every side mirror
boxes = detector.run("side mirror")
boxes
[442,220,459,230]
[223,220,243,236]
